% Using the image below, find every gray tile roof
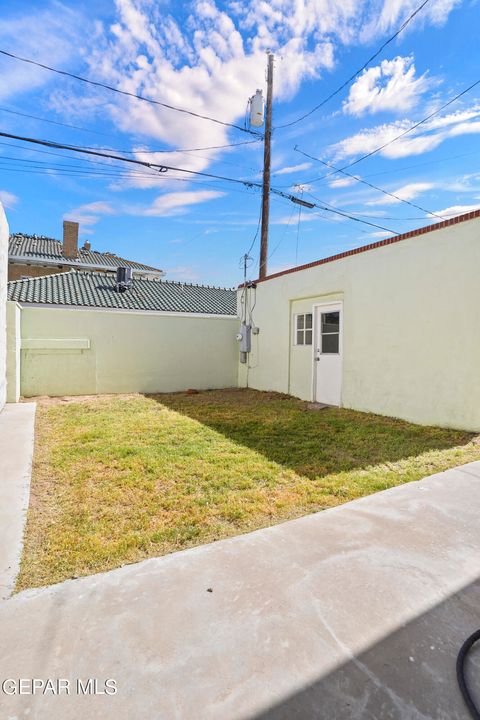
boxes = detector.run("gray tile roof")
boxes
[8,270,237,316]
[9,233,162,273]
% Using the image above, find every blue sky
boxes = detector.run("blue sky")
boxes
[0,0,479,286]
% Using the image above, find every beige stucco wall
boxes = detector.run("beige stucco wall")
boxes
[17,306,239,397]
[0,204,8,411]
[239,217,480,431]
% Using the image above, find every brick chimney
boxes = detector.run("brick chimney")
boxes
[82,241,91,252]
[63,220,79,258]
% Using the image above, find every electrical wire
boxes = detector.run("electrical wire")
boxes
[0,48,261,137]
[0,129,264,188]
[0,150,261,194]
[342,148,480,183]
[0,139,259,181]
[245,202,263,256]
[0,106,262,153]
[0,128,401,234]
[302,193,399,234]
[0,105,111,135]
[295,146,446,220]
[111,139,262,154]
[274,146,480,191]
[304,76,480,184]
[295,193,303,264]
[274,0,432,129]
[0,163,258,196]
[262,203,300,269]
[0,108,263,172]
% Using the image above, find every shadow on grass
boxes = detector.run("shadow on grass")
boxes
[147,388,475,481]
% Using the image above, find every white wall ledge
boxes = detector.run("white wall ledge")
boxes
[21,338,90,351]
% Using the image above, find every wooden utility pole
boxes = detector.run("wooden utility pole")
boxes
[259,52,274,280]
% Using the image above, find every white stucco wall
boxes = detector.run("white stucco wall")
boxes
[16,306,239,397]
[0,204,8,411]
[6,301,21,403]
[239,217,480,431]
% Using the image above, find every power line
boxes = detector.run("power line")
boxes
[0,128,400,233]
[0,164,258,195]
[0,129,264,188]
[0,158,260,195]
[0,105,111,135]
[305,196,398,234]
[115,139,262,154]
[0,106,263,154]
[266,204,297,264]
[295,192,303,264]
[275,0,432,129]
[245,202,263,256]
[292,147,480,189]
[327,209,428,220]
[295,146,445,220]
[0,151,259,194]
[0,139,258,182]
[305,76,480,184]
[0,148,260,194]
[0,48,261,137]
[272,187,399,233]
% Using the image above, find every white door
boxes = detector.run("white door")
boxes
[314,303,342,406]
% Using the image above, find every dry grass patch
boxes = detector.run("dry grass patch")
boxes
[16,389,480,591]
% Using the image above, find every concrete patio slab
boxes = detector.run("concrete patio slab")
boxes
[1,461,480,719]
[0,402,36,600]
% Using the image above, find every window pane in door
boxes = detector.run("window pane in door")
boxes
[322,333,339,354]
[322,311,339,334]
[305,313,313,329]
[296,330,304,345]
[305,329,313,345]
[297,314,304,330]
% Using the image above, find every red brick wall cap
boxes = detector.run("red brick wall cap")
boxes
[242,209,480,287]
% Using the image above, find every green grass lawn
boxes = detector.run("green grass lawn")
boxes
[16,389,480,591]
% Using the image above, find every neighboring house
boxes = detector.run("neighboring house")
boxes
[8,220,164,281]
[6,270,238,398]
[238,209,480,432]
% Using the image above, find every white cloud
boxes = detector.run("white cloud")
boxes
[64,201,115,226]
[272,162,312,176]
[343,56,429,116]
[0,5,89,103]
[331,104,480,161]
[433,203,480,218]
[366,182,435,205]
[0,0,461,202]
[273,211,323,225]
[328,177,356,189]
[368,230,396,237]
[0,190,19,208]
[363,0,461,40]
[62,0,458,188]
[133,190,224,217]
[83,0,336,188]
